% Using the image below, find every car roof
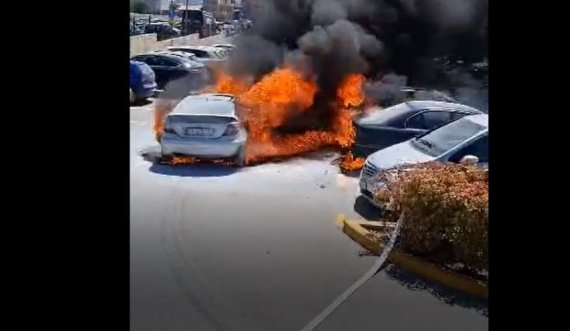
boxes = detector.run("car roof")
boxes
[356,101,481,127]
[404,100,481,113]
[170,94,237,117]
[463,113,488,128]
[136,52,180,60]
[168,45,219,52]
[154,50,194,58]
[152,51,204,66]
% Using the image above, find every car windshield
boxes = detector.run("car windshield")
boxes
[356,103,411,126]
[212,49,227,58]
[412,117,486,156]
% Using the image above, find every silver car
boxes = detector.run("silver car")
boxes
[359,113,488,207]
[160,94,247,166]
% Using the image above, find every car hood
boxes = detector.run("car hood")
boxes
[366,140,435,170]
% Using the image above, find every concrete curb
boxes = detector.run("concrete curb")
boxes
[342,218,488,299]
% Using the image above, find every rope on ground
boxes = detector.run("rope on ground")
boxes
[300,212,405,331]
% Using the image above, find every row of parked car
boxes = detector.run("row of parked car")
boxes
[129,44,236,103]
[154,92,487,182]
[355,100,488,208]
[133,45,488,205]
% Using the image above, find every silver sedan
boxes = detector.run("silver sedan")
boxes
[160,93,247,166]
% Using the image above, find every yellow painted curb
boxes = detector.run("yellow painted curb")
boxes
[341,217,488,299]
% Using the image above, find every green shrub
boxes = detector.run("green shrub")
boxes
[374,162,488,273]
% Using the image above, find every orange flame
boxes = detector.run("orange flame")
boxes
[214,73,250,96]
[339,151,366,172]
[154,67,368,170]
[337,74,366,108]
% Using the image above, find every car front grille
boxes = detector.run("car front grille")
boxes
[362,161,378,178]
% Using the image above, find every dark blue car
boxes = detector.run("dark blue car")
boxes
[130,60,157,103]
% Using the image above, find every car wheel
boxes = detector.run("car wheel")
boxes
[130,88,136,104]
[233,146,246,167]
[160,148,172,163]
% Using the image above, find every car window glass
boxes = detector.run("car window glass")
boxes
[423,111,452,128]
[450,135,489,162]
[194,50,209,58]
[450,111,470,121]
[158,57,178,67]
[140,56,158,66]
[413,116,486,156]
[405,113,425,129]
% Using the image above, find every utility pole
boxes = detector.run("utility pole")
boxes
[184,0,189,35]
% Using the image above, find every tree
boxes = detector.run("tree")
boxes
[131,0,150,14]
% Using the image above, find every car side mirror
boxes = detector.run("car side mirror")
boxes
[459,155,479,165]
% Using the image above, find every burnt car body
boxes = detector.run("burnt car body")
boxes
[352,101,482,158]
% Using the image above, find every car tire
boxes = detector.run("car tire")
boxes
[160,150,173,163]
[233,146,247,167]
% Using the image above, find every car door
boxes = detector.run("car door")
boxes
[353,109,424,157]
[405,110,454,132]
[446,135,489,166]
[135,56,167,88]
[153,57,186,87]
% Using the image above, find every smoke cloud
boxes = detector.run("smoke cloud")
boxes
[231,0,487,109]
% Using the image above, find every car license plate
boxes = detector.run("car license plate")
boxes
[186,128,213,136]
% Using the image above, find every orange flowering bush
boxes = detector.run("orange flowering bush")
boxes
[375,162,488,272]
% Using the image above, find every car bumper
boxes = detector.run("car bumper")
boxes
[359,173,391,209]
[352,144,379,158]
[134,87,156,99]
[161,135,245,158]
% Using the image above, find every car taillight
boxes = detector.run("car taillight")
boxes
[223,123,240,136]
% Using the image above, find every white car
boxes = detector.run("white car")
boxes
[359,114,488,207]
[153,49,199,62]
[167,46,229,64]
[213,44,236,53]
[160,93,247,166]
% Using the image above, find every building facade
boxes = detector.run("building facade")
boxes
[203,0,235,22]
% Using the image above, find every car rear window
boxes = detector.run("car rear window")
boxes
[355,103,412,127]
[174,49,208,58]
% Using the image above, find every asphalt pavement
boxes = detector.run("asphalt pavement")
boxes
[130,99,488,331]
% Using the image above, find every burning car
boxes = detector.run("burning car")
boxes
[359,113,488,207]
[352,100,482,158]
[159,94,247,166]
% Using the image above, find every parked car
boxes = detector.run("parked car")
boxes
[359,113,488,207]
[352,101,482,158]
[167,45,228,67]
[130,60,157,103]
[130,53,208,98]
[159,93,247,166]
[144,23,181,41]
[212,44,236,54]
[167,46,229,82]
[153,49,199,62]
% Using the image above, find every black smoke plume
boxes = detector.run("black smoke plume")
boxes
[230,0,488,110]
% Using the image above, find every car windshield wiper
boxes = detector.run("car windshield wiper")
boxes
[415,138,434,149]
